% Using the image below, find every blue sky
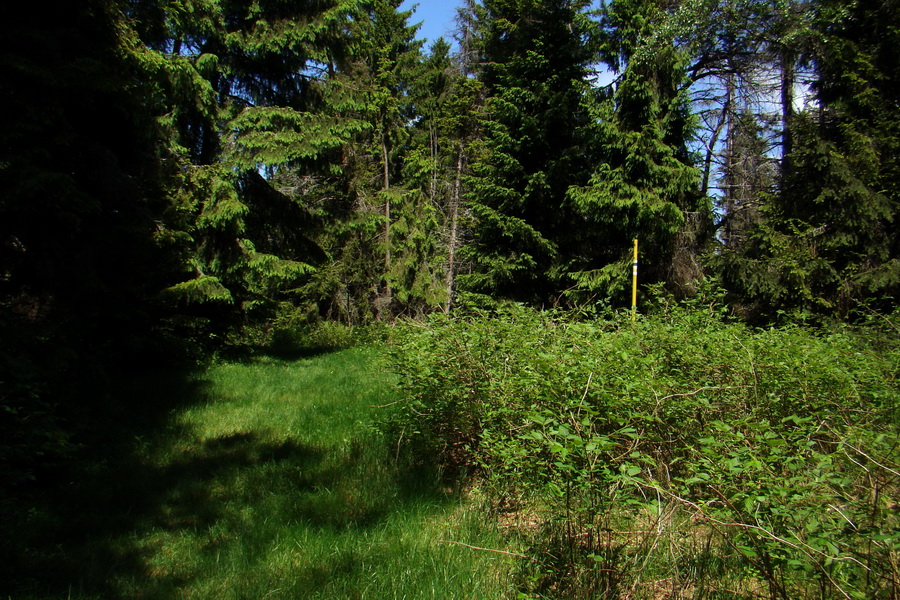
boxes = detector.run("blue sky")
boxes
[400,1,462,50]
[396,0,615,85]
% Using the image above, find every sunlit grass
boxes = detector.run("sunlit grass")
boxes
[12,347,518,599]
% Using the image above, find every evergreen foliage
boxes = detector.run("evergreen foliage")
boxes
[1,0,169,489]
[9,0,892,339]
[458,0,601,304]
[138,0,370,333]
[713,0,900,319]
[2,0,894,337]
[567,0,704,301]
[780,0,900,312]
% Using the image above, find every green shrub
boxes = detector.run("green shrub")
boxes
[385,302,900,598]
[269,320,358,353]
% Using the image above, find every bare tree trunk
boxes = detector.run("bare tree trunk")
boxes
[780,48,795,184]
[430,127,438,203]
[444,151,463,314]
[702,109,728,197]
[382,133,391,298]
[722,67,736,248]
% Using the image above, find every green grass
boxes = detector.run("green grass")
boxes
[8,347,518,599]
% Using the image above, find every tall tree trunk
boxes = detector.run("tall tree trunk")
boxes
[701,110,728,197]
[382,131,391,298]
[780,48,795,185]
[430,127,438,203]
[444,150,463,314]
[722,67,737,248]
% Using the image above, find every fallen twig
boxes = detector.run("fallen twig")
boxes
[437,540,528,558]
[658,385,745,402]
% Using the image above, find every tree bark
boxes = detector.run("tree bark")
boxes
[780,48,795,185]
[722,67,736,248]
[444,150,464,314]
[382,131,391,298]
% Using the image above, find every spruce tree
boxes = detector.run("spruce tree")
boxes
[395,39,457,315]
[300,0,427,321]
[398,39,487,314]
[566,0,705,303]
[778,0,899,315]
[0,0,183,520]
[132,0,370,332]
[715,0,900,319]
[459,0,600,304]
[361,0,425,316]
[0,0,168,344]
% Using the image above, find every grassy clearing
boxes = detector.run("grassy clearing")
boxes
[8,347,518,599]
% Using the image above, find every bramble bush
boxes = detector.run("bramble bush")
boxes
[384,299,900,599]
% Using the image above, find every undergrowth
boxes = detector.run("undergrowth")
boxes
[384,300,900,599]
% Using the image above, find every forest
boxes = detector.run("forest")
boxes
[1,0,898,598]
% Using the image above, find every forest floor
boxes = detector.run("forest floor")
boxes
[10,347,518,599]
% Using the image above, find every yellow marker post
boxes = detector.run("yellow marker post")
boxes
[631,238,638,322]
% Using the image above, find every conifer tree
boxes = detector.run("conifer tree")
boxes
[361,0,425,315]
[775,0,899,315]
[300,0,427,321]
[0,0,184,353]
[131,0,370,332]
[395,39,456,315]
[566,0,705,302]
[399,39,486,314]
[714,0,900,318]
[626,0,807,307]
[458,0,600,304]
[0,0,182,500]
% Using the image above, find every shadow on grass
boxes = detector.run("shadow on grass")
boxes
[2,360,451,600]
[257,344,348,361]
[215,340,349,363]
[1,364,209,598]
